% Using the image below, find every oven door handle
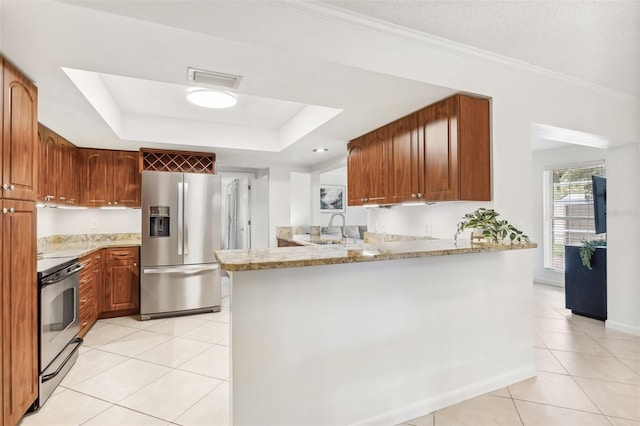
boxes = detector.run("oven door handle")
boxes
[41,337,83,382]
[41,264,84,286]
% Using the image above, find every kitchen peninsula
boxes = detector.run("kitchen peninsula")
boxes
[215,239,537,425]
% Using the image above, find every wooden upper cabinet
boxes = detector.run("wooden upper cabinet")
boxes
[362,128,387,204]
[456,95,491,201]
[347,129,387,206]
[2,60,38,202]
[387,114,419,204]
[347,93,491,206]
[347,137,365,206]
[39,127,58,202]
[113,151,141,207]
[81,149,112,206]
[80,149,140,207]
[56,136,79,205]
[418,96,459,201]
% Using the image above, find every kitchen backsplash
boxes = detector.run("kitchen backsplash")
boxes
[38,233,141,254]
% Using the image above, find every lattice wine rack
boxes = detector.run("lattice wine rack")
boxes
[139,148,216,174]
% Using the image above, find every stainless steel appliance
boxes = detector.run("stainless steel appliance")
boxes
[35,257,83,409]
[141,171,222,320]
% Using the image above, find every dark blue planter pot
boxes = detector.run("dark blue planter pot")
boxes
[564,245,607,321]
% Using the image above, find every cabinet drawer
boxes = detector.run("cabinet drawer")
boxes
[105,247,139,261]
[79,274,93,291]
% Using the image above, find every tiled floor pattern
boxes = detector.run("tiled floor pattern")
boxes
[19,282,640,425]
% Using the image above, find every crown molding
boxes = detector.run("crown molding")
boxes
[276,1,636,103]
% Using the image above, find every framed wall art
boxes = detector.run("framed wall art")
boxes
[320,185,345,213]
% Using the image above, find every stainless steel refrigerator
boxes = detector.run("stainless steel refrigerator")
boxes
[140,171,221,320]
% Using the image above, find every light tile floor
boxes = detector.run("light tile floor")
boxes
[400,283,640,426]
[18,282,640,425]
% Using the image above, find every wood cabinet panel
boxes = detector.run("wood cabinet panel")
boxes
[81,149,112,207]
[387,115,419,204]
[2,61,37,202]
[419,97,459,201]
[39,127,58,202]
[78,254,95,339]
[346,137,365,206]
[347,130,387,206]
[80,149,140,207]
[348,94,491,206]
[93,252,104,316]
[457,95,491,201]
[56,137,79,205]
[104,247,139,314]
[112,151,140,207]
[2,200,37,426]
[362,129,387,204]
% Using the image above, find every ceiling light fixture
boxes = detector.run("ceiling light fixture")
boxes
[187,90,237,109]
[313,148,328,153]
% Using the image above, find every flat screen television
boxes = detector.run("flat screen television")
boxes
[592,175,606,234]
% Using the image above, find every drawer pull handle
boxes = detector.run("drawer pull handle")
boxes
[81,298,87,303]
[113,253,128,256]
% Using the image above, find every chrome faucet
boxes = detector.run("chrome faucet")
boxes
[328,213,345,227]
[328,213,347,242]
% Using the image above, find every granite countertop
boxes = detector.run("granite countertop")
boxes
[40,240,141,260]
[215,239,537,271]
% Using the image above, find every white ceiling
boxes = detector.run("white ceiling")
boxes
[1,0,637,168]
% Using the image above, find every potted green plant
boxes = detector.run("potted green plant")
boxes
[454,208,530,245]
[579,239,607,270]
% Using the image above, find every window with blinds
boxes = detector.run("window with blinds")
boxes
[543,162,605,271]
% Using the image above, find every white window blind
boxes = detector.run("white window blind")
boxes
[543,162,605,272]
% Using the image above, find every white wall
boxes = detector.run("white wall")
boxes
[290,172,311,226]
[605,143,640,335]
[530,144,607,286]
[252,169,270,249]
[267,167,292,247]
[37,207,141,238]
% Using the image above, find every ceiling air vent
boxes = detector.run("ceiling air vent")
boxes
[187,67,242,89]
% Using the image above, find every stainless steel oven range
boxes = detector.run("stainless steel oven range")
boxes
[33,256,84,410]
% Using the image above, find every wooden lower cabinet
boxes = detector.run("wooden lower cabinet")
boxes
[2,200,37,426]
[102,247,139,316]
[78,247,137,336]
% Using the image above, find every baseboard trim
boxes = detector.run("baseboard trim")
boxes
[606,320,640,336]
[350,365,536,426]
[533,278,564,287]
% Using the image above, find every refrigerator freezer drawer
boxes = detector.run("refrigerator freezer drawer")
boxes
[140,264,221,319]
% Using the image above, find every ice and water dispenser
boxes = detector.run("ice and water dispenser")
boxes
[149,206,170,237]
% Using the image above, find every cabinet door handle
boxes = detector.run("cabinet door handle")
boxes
[1,208,6,214]
[81,298,88,303]
[9,185,14,191]
[113,252,128,257]
[9,207,14,213]
[114,201,118,205]
[412,194,417,198]
[133,263,137,267]
[82,320,88,326]
[417,193,423,198]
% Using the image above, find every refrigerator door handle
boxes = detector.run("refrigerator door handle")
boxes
[177,182,183,255]
[143,264,219,275]
[184,182,189,255]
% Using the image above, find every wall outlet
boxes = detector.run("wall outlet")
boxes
[90,220,98,229]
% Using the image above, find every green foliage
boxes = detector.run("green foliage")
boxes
[454,208,530,245]
[579,239,607,270]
